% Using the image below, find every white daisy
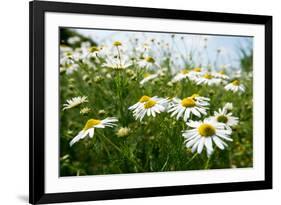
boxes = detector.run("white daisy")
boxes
[102,56,131,70]
[113,41,122,47]
[62,96,88,110]
[129,96,168,121]
[140,73,159,85]
[67,36,81,45]
[195,72,221,86]
[224,80,245,93]
[137,56,160,70]
[128,95,151,113]
[223,102,233,111]
[88,46,101,57]
[168,94,209,121]
[139,69,165,85]
[70,117,118,146]
[171,69,192,83]
[62,63,79,75]
[188,67,204,78]
[210,106,239,130]
[183,118,232,156]
[212,70,230,80]
[60,50,74,65]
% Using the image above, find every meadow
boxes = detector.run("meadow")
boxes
[59,28,253,176]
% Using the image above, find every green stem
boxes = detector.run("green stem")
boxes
[101,134,122,152]
[204,156,211,169]
[116,46,122,67]
[101,134,143,171]
[185,153,198,166]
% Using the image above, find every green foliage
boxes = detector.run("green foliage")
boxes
[238,40,253,73]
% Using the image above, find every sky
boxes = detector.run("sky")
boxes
[73,28,253,71]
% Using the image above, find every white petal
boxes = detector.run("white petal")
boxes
[88,128,95,138]
[151,109,156,117]
[204,137,213,152]
[70,131,85,146]
[171,106,181,117]
[185,136,199,148]
[197,138,205,154]
[147,109,151,116]
[191,140,200,153]
[184,109,190,121]
[216,133,233,141]
[213,136,225,150]
[191,107,201,117]
[176,107,185,120]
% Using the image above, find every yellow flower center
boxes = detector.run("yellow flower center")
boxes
[217,115,228,123]
[190,93,199,99]
[113,41,122,46]
[198,123,216,137]
[181,97,196,107]
[66,52,72,58]
[232,80,240,86]
[219,70,225,74]
[193,67,201,72]
[83,119,101,130]
[139,95,151,103]
[203,73,213,79]
[143,73,151,78]
[180,69,189,74]
[144,99,157,109]
[89,46,100,53]
[145,56,155,63]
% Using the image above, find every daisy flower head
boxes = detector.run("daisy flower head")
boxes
[183,118,232,156]
[67,36,81,45]
[168,94,210,121]
[128,95,151,112]
[212,70,230,80]
[137,56,160,70]
[113,41,122,47]
[88,46,101,57]
[210,107,239,130]
[224,80,245,93]
[60,48,74,65]
[139,69,165,85]
[129,96,168,121]
[62,96,88,110]
[171,69,192,83]
[63,63,79,75]
[189,67,203,77]
[195,72,221,86]
[102,56,132,70]
[223,102,233,111]
[70,117,118,146]
[140,72,159,85]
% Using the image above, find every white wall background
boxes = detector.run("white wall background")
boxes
[0,0,279,204]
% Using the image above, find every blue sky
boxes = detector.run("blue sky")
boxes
[73,28,253,71]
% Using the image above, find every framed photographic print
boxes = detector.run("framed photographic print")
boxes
[29,0,272,204]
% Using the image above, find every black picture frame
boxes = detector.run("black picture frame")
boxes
[29,1,272,204]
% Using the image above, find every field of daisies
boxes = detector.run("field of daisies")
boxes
[59,28,253,176]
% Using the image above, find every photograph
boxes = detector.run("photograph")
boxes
[59,27,253,176]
